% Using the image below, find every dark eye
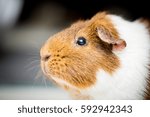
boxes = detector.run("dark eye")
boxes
[76,37,86,46]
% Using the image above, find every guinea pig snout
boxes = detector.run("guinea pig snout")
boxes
[40,48,51,62]
[41,54,51,62]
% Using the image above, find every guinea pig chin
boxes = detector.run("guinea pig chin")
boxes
[40,62,49,76]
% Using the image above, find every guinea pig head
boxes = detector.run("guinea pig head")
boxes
[40,12,126,90]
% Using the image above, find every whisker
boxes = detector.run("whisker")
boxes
[26,64,40,72]
[24,60,40,69]
[31,68,43,89]
[42,75,48,88]
[35,69,43,79]
[27,57,40,62]
[27,59,40,62]
[25,57,40,65]
[32,78,38,89]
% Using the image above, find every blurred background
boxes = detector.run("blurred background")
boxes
[0,0,149,99]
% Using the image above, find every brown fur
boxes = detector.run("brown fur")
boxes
[139,19,150,100]
[40,12,121,95]
[145,75,150,99]
[139,18,150,33]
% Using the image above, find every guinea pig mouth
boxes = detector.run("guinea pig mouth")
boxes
[41,62,48,75]
[41,61,59,77]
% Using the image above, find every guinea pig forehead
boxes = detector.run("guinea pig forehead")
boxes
[47,21,87,45]
[75,23,96,39]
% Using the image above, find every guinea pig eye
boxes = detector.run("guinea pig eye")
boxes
[76,37,86,46]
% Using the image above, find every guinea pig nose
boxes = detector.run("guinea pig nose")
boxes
[42,54,51,61]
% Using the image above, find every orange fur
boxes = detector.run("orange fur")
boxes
[40,12,121,96]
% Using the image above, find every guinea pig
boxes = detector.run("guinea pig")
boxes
[40,12,150,100]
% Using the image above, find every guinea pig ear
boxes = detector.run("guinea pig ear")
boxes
[97,26,126,51]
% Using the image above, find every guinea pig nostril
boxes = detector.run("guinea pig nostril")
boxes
[42,55,51,61]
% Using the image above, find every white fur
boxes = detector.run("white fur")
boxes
[51,76,78,89]
[81,15,150,99]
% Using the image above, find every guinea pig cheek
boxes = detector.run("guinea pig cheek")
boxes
[45,54,97,90]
